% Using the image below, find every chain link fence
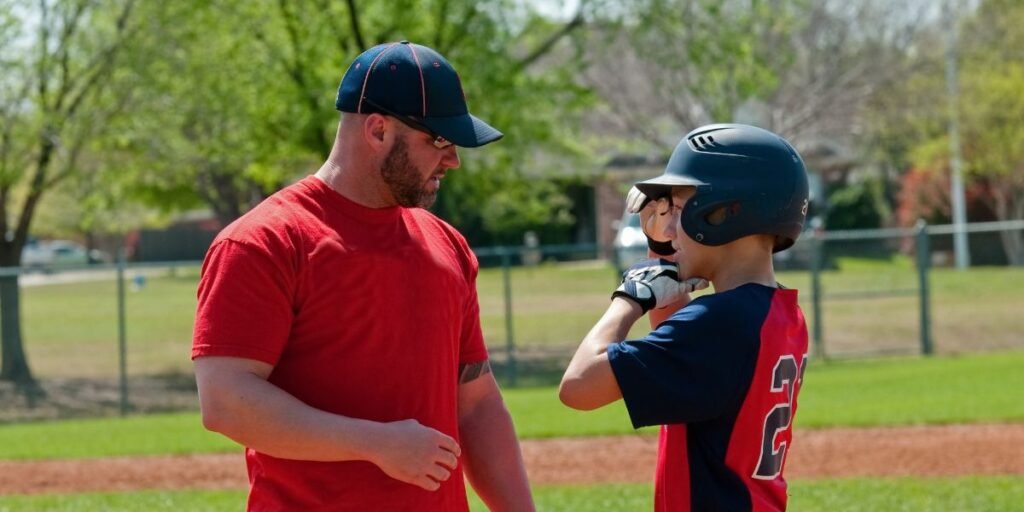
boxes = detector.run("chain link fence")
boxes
[0,220,1021,419]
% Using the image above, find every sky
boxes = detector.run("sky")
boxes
[527,0,582,21]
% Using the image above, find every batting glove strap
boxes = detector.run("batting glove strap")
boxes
[626,186,676,256]
[612,281,657,313]
[647,238,675,256]
[612,258,684,314]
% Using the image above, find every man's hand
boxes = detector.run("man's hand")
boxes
[612,258,709,313]
[369,419,462,491]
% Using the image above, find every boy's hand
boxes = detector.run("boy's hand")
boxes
[612,258,709,313]
[625,185,652,214]
[626,186,675,256]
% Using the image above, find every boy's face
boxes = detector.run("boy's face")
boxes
[661,186,713,279]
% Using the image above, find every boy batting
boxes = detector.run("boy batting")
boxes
[560,123,810,511]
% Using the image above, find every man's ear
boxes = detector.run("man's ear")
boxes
[363,113,390,152]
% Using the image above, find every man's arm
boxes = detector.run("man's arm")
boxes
[194,356,460,491]
[457,361,535,512]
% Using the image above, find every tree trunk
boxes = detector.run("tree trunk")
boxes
[1002,229,1024,266]
[0,132,55,387]
[0,273,34,386]
[993,186,1024,266]
[999,197,1024,266]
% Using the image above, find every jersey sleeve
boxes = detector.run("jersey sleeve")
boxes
[191,239,295,366]
[607,299,760,429]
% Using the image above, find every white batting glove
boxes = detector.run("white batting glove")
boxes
[625,186,675,256]
[625,186,652,214]
[612,258,709,313]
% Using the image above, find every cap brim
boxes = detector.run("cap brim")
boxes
[634,174,706,197]
[421,113,503,148]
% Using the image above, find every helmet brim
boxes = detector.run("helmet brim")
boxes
[634,174,707,198]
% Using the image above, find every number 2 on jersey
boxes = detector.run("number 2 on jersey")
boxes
[753,354,807,480]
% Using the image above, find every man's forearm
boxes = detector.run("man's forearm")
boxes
[197,357,462,492]
[460,394,535,511]
[198,367,381,462]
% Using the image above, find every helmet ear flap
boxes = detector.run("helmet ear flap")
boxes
[704,202,742,227]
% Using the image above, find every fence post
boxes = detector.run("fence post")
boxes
[810,229,825,359]
[500,248,518,387]
[116,249,129,415]
[915,220,934,355]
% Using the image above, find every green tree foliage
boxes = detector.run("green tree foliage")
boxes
[0,0,595,382]
[824,177,889,231]
[892,0,1024,264]
[581,0,816,154]
[0,0,139,384]
[101,0,596,243]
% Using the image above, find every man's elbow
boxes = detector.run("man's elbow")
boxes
[197,386,236,435]
[558,379,599,411]
[198,399,226,434]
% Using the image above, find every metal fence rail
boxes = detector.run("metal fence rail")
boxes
[806,221,933,359]
[0,220,1020,420]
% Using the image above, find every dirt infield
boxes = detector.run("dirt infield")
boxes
[2,423,1023,495]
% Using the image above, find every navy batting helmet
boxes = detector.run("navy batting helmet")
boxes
[635,123,809,252]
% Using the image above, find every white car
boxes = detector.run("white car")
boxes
[612,211,649,272]
[21,240,94,270]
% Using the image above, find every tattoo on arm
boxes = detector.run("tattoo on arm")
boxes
[459,360,492,384]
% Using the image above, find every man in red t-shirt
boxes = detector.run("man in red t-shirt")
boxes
[192,41,534,511]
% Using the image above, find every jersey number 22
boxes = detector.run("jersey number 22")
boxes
[753,354,807,480]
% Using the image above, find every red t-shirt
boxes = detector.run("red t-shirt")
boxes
[192,176,488,511]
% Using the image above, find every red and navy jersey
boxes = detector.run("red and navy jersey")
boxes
[607,283,808,512]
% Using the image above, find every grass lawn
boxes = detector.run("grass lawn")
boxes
[2,351,1023,460]
[16,259,1024,380]
[0,412,238,460]
[794,350,1024,428]
[21,267,201,377]
[2,477,1022,511]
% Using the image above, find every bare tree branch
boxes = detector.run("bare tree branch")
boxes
[36,0,51,110]
[53,0,90,112]
[515,3,586,71]
[438,3,478,55]
[433,0,450,50]
[270,0,332,155]
[311,0,354,54]
[42,130,86,190]
[344,0,366,51]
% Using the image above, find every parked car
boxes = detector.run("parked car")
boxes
[21,240,106,270]
[612,211,649,272]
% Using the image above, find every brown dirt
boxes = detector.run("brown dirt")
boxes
[2,424,1023,495]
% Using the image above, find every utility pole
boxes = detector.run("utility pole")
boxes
[944,0,970,269]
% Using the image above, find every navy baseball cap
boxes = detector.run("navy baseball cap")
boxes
[336,41,503,148]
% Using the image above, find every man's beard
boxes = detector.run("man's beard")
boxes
[381,137,437,208]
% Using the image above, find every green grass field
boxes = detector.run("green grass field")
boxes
[3,477,1023,511]
[5,260,1023,510]
[16,259,1024,379]
[2,351,1022,460]
[0,353,1021,510]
